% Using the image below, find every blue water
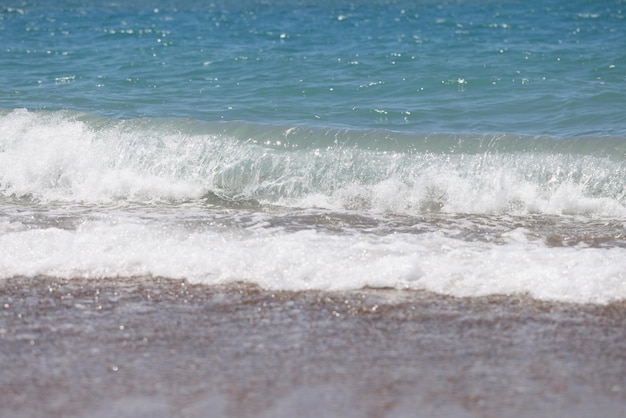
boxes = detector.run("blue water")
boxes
[1,0,625,303]
[2,0,625,136]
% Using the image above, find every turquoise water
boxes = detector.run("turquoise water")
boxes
[2,0,625,135]
[1,0,625,303]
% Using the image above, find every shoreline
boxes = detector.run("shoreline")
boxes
[1,276,625,417]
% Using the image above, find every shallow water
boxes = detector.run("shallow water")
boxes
[1,0,625,303]
[0,109,624,303]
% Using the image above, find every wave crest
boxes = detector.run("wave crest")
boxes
[1,109,624,217]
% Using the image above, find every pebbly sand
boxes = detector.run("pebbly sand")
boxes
[1,276,625,418]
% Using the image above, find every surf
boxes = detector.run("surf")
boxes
[1,108,624,217]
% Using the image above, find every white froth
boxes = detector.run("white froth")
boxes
[0,109,207,202]
[1,219,625,304]
[1,109,625,304]
[1,109,625,217]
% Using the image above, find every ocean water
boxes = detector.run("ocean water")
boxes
[1,0,625,304]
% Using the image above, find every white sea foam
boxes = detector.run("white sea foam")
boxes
[1,109,625,304]
[0,109,214,202]
[0,110,626,216]
[0,217,625,304]
[2,109,624,217]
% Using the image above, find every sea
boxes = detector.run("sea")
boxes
[1,0,625,305]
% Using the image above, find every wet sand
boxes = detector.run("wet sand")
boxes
[1,276,625,418]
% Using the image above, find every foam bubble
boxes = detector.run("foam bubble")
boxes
[0,109,210,202]
[0,218,624,304]
[1,109,624,217]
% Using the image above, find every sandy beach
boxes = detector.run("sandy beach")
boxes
[0,276,624,417]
